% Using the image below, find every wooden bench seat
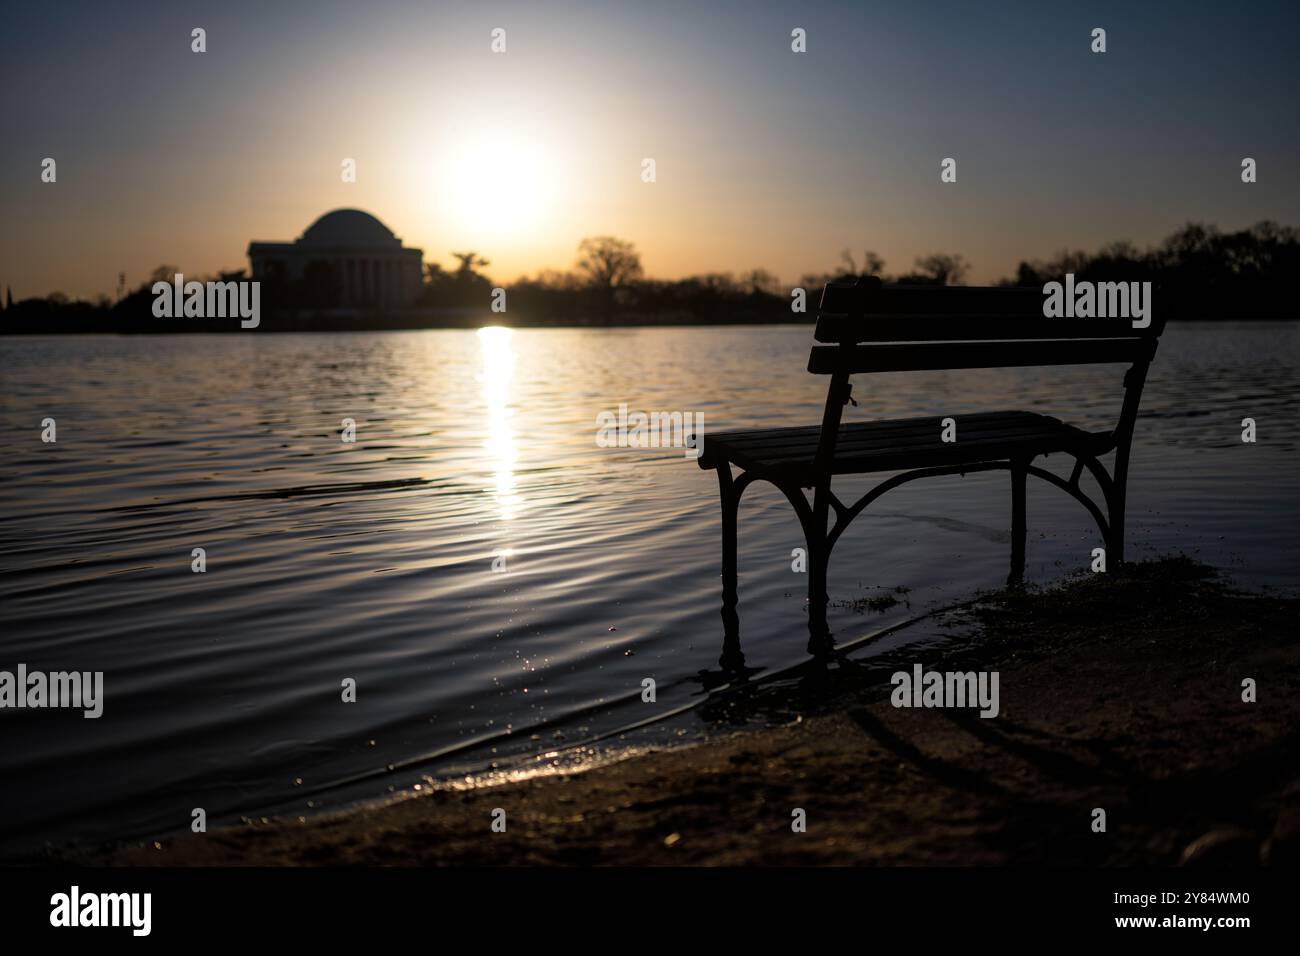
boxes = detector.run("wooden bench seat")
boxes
[696,274,1166,669]
[701,411,1108,482]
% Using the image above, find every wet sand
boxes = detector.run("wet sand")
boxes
[104,558,1299,866]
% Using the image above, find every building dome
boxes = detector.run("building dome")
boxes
[249,208,423,308]
[299,209,399,246]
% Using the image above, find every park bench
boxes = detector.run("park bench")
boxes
[695,275,1166,668]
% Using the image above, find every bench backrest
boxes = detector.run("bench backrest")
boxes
[807,275,1166,471]
[809,275,1165,374]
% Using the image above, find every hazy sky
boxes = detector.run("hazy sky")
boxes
[3,0,1298,299]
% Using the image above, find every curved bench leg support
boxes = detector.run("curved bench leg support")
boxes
[711,446,1126,664]
[715,464,744,669]
[1008,457,1028,586]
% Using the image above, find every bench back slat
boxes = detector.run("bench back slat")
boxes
[814,278,1165,345]
[807,337,1157,375]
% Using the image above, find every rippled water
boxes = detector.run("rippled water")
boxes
[1,322,1297,854]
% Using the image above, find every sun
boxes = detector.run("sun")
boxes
[435,132,556,244]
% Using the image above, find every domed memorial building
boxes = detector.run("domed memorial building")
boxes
[248,209,423,308]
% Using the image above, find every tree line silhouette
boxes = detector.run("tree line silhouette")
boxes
[3,220,1296,333]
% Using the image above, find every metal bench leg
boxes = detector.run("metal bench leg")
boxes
[806,541,833,656]
[1008,458,1027,586]
[806,484,834,657]
[1108,357,1150,568]
[1108,446,1130,566]
[716,464,744,669]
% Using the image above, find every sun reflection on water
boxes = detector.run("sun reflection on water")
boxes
[476,326,521,521]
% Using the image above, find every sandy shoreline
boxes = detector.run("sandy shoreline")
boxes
[99,558,1298,866]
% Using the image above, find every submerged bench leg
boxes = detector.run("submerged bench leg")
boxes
[1108,511,1125,565]
[806,484,834,657]
[1108,443,1131,566]
[806,541,833,656]
[716,464,744,669]
[1008,459,1028,586]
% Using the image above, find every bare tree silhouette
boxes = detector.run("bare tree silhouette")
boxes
[911,253,969,286]
[840,249,886,277]
[576,236,643,319]
[575,237,643,290]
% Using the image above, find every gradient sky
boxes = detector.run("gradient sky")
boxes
[2,0,1298,299]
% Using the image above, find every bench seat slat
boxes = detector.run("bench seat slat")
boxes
[698,412,1107,478]
[715,424,1099,463]
[706,410,1044,444]
[710,421,1081,461]
[707,411,1054,452]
